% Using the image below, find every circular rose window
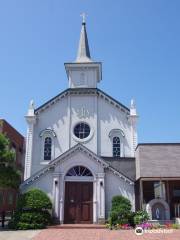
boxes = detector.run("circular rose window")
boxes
[74,122,90,139]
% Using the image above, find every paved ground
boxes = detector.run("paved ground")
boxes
[33,228,180,240]
[0,228,180,240]
[0,230,41,240]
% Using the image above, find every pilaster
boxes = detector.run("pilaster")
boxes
[96,173,105,223]
[24,100,36,180]
[129,99,138,156]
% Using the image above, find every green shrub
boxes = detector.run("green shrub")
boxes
[17,189,52,210]
[133,210,149,225]
[19,211,52,225]
[108,195,132,226]
[172,223,180,229]
[17,222,45,230]
[111,195,132,212]
[9,189,52,230]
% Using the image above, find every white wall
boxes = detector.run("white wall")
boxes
[105,169,135,218]
[98,97,132,157]
[69,68,97,88]
[30,91,133,176]
[22,172,54,203]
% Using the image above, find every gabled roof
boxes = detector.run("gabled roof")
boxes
[35,88,130,115]
[20,143,134,190]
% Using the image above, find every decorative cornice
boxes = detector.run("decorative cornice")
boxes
[20,144,134,190]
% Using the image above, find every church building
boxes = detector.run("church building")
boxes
[21,18,180,224]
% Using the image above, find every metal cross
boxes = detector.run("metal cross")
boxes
[80,13,87,23]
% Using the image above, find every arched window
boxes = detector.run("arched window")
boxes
[113,137,120,157]
[44,137,52,160]
[66,166,93,177]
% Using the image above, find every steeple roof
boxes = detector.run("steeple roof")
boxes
[76,19,92,63]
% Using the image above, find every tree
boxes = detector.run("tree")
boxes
[0,133,21,189]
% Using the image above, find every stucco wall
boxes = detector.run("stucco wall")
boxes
[105,169,135,218]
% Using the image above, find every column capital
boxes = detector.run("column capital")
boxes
[53,172,64,178]
[96,173,105,178]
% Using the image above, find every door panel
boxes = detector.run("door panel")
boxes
[64,182,93,224]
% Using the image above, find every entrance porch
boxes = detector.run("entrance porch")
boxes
[136,178,180,221]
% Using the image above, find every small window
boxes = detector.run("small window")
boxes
[44,137,52,160]
[74,122,90,139]
[113,137,120,157]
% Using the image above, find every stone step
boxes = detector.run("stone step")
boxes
[48,224,106,229]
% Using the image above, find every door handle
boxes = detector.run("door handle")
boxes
[70,199,74,203]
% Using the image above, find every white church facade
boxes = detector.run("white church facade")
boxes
[21,18,180,224]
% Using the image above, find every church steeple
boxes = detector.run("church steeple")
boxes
[76,14,92,63]
[64,15,102,88]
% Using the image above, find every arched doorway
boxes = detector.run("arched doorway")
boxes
[64,166,93,224]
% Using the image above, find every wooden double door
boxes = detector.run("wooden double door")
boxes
[64,182,93,224]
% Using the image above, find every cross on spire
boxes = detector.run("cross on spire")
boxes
[76,13,91,62]
[80,12,87,24]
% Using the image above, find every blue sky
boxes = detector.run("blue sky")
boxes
[0,0,179,143]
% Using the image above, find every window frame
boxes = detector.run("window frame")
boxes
[72,121,94,143]
[40,129,56,163]
[112,136,121,157]
[74,122,90,139]
[44,136,52,161]
[109,129,125,157]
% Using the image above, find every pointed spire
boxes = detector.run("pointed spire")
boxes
[76,13,92,63]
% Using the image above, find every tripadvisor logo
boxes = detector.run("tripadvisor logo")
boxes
[135,227,144,236]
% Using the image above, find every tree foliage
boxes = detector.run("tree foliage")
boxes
[0,133,15,165]
[0,133,21,189]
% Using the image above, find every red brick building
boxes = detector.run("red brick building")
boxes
[0,119,25,212]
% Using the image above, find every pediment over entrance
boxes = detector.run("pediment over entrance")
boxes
[21,143,133,191]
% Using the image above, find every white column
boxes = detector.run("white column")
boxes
[97,173,105,223]
[59,173,64,224]
[53,175,60,219]
[93,179,97,223]
[24,100,36,180]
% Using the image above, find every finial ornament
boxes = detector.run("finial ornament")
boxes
[80,12,87,23]
[29,99,34,109]
[130,99,135,109]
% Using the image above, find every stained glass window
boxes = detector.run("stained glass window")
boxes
[44,137,52,160]
[113,137,120,157]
